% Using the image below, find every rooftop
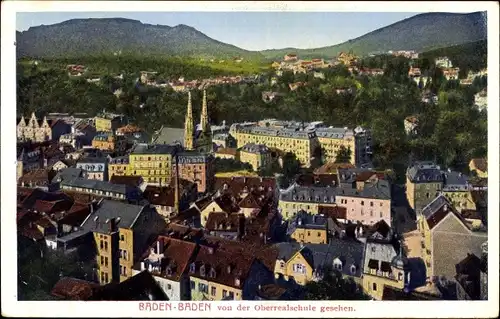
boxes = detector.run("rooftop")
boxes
[61,177,132,195]
[131,143,181,155]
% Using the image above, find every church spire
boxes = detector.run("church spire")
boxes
[184,91,194,150]
[200,90,210,133]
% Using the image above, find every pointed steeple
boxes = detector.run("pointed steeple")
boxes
[29,112,39,128]
[18,115,26,126]
[200,90,210,133]
[184,91,194,150]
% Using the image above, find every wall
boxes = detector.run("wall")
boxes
[337,196,391,226]
[443,191,476,212]
[291,228,328,244]
[119,228,134,282]
[200,201,224,227]
[362,272,404,300]
[129,154,173,185]
[283,252,313,286]
[317,137,355,164]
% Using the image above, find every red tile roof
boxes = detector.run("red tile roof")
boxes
[426,203,468,230]
[213,194,241,214]
[189,244,255,289]
[137,236,197,282]
[51,277,99,300]
[313,162,355,174]
[143,181,193,207]
[295,173,338,187]
[205,212,244,232]
[215,148,238,156]
[214,176,276,198]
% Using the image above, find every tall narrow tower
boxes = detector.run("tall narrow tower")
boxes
[200,90,211,133]
[184,91,194,150]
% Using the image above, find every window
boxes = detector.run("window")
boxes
[104,272,109,283]
[398,273,403,281]
[119,265,123,275]
[100,240,104,249]
[307,231,311,236]
[380,212,383,218]
[380,203,383,207]
[372,283,377,291]
[123,250,128,261]
[426,193,430,198]
[104,257,108,267]
[370,211,373,217]
[370,202,374,207]
[123,266,127,276]
[223,289,228,298]
[280,261,285,268]
[293,263,306,274]
[100,256,104,265]
[190,280,195,290]
[120,234,125,241]
[100,271,104,283]
[361,201,364,206]
[317,232,321,237]
[104,241,108,251]
[211,286,216,296]
[228,291,235,300]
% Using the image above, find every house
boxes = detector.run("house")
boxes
[142,181,198,222]
[212,133,237,149]
[94,113,128,133]
[435,57,453,68]
[284,54,298,62]
[200,194,241,227]
[313,162,355,175]
[205,212,245,240]
[176,151,215,193]
[272,239,365,286]
[442,68,460,81]
[109,175,144,188]
[76,157,108,181]
[406,161,444,214]
[50,159,76,172]
[286,211,329,244]
[128,143,182,185]
[418,195,488,281]
[335,179,392,226]
[116,124,142,136]
[278,184,338,220]
[51,167,86,185]
[442,171,476,213]
[469,158,487,178]
[362,240,410,300]
[59,178,143,202]
[454,253,488,300]
[133,236,197,300]
[214,176,276,203]
[189,242,275,301]
[239,143,272,172]
[108,156,130,180]
[404,116,419,135]
[474,89,487,111]
[17,168,55,190]
[57,200,167,284]
[92,132,127,154]
[408,67,421,77]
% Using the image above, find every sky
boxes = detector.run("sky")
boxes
[16,12,423,51]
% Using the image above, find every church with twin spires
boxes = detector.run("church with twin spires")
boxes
[184,90,213,153]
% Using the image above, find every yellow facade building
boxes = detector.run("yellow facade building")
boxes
[230,122,372,167]
[469,158,487,178]
[92,132,127,153]
[94,113,127,133]
[273,240,364,286]
[406,162,444,214]
[278,184,338,220]
[108,156,131,180]
[239,143,272,171]
[128,143,181,185]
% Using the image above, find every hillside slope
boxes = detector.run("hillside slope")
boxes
[16,18,264,60]
[261,12,487,60]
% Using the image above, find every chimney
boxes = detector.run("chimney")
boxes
[109,217,117,233]
[156,240,161,254]
[141,262,145,271]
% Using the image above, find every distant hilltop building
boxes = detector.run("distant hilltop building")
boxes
[337,51,358,66]
[474,89,487,112]
[284,54,298,62]
[435,57,453,69]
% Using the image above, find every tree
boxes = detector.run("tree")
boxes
[281,152,301,180]
[214,158,253,173]
[334,146,352,163]
[303,270,371,300]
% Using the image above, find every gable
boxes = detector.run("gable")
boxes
[202,201,223,215]
[289,250,313,270]
[432,211,470,234]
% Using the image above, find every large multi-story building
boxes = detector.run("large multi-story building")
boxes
[406,162,444,214]
[128,143,181,185]
[175,151,215,194]
[239,143,272,171]
[94,113,128,133]
[76,157,108,181]
[56,199,166,285]
[230,121,372,167]
[92,132,127,153]
[108,156,131,180]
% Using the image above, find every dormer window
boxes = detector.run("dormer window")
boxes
[333,259,343,271]
[350,265,356,274]
[209,267,216,278]
[200,265,206,276]
[189,263,195,274]
[166,266,172,276]
[235,277,241,287]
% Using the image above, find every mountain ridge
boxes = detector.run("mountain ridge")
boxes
[17,11,487,60]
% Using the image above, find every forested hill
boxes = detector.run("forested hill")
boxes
[419,39,487,71]
[16,18,264,60]
[261,12,488,60]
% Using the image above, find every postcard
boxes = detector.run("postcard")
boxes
[1,1,498,318]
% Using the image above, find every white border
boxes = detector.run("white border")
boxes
[2,1,498,318]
